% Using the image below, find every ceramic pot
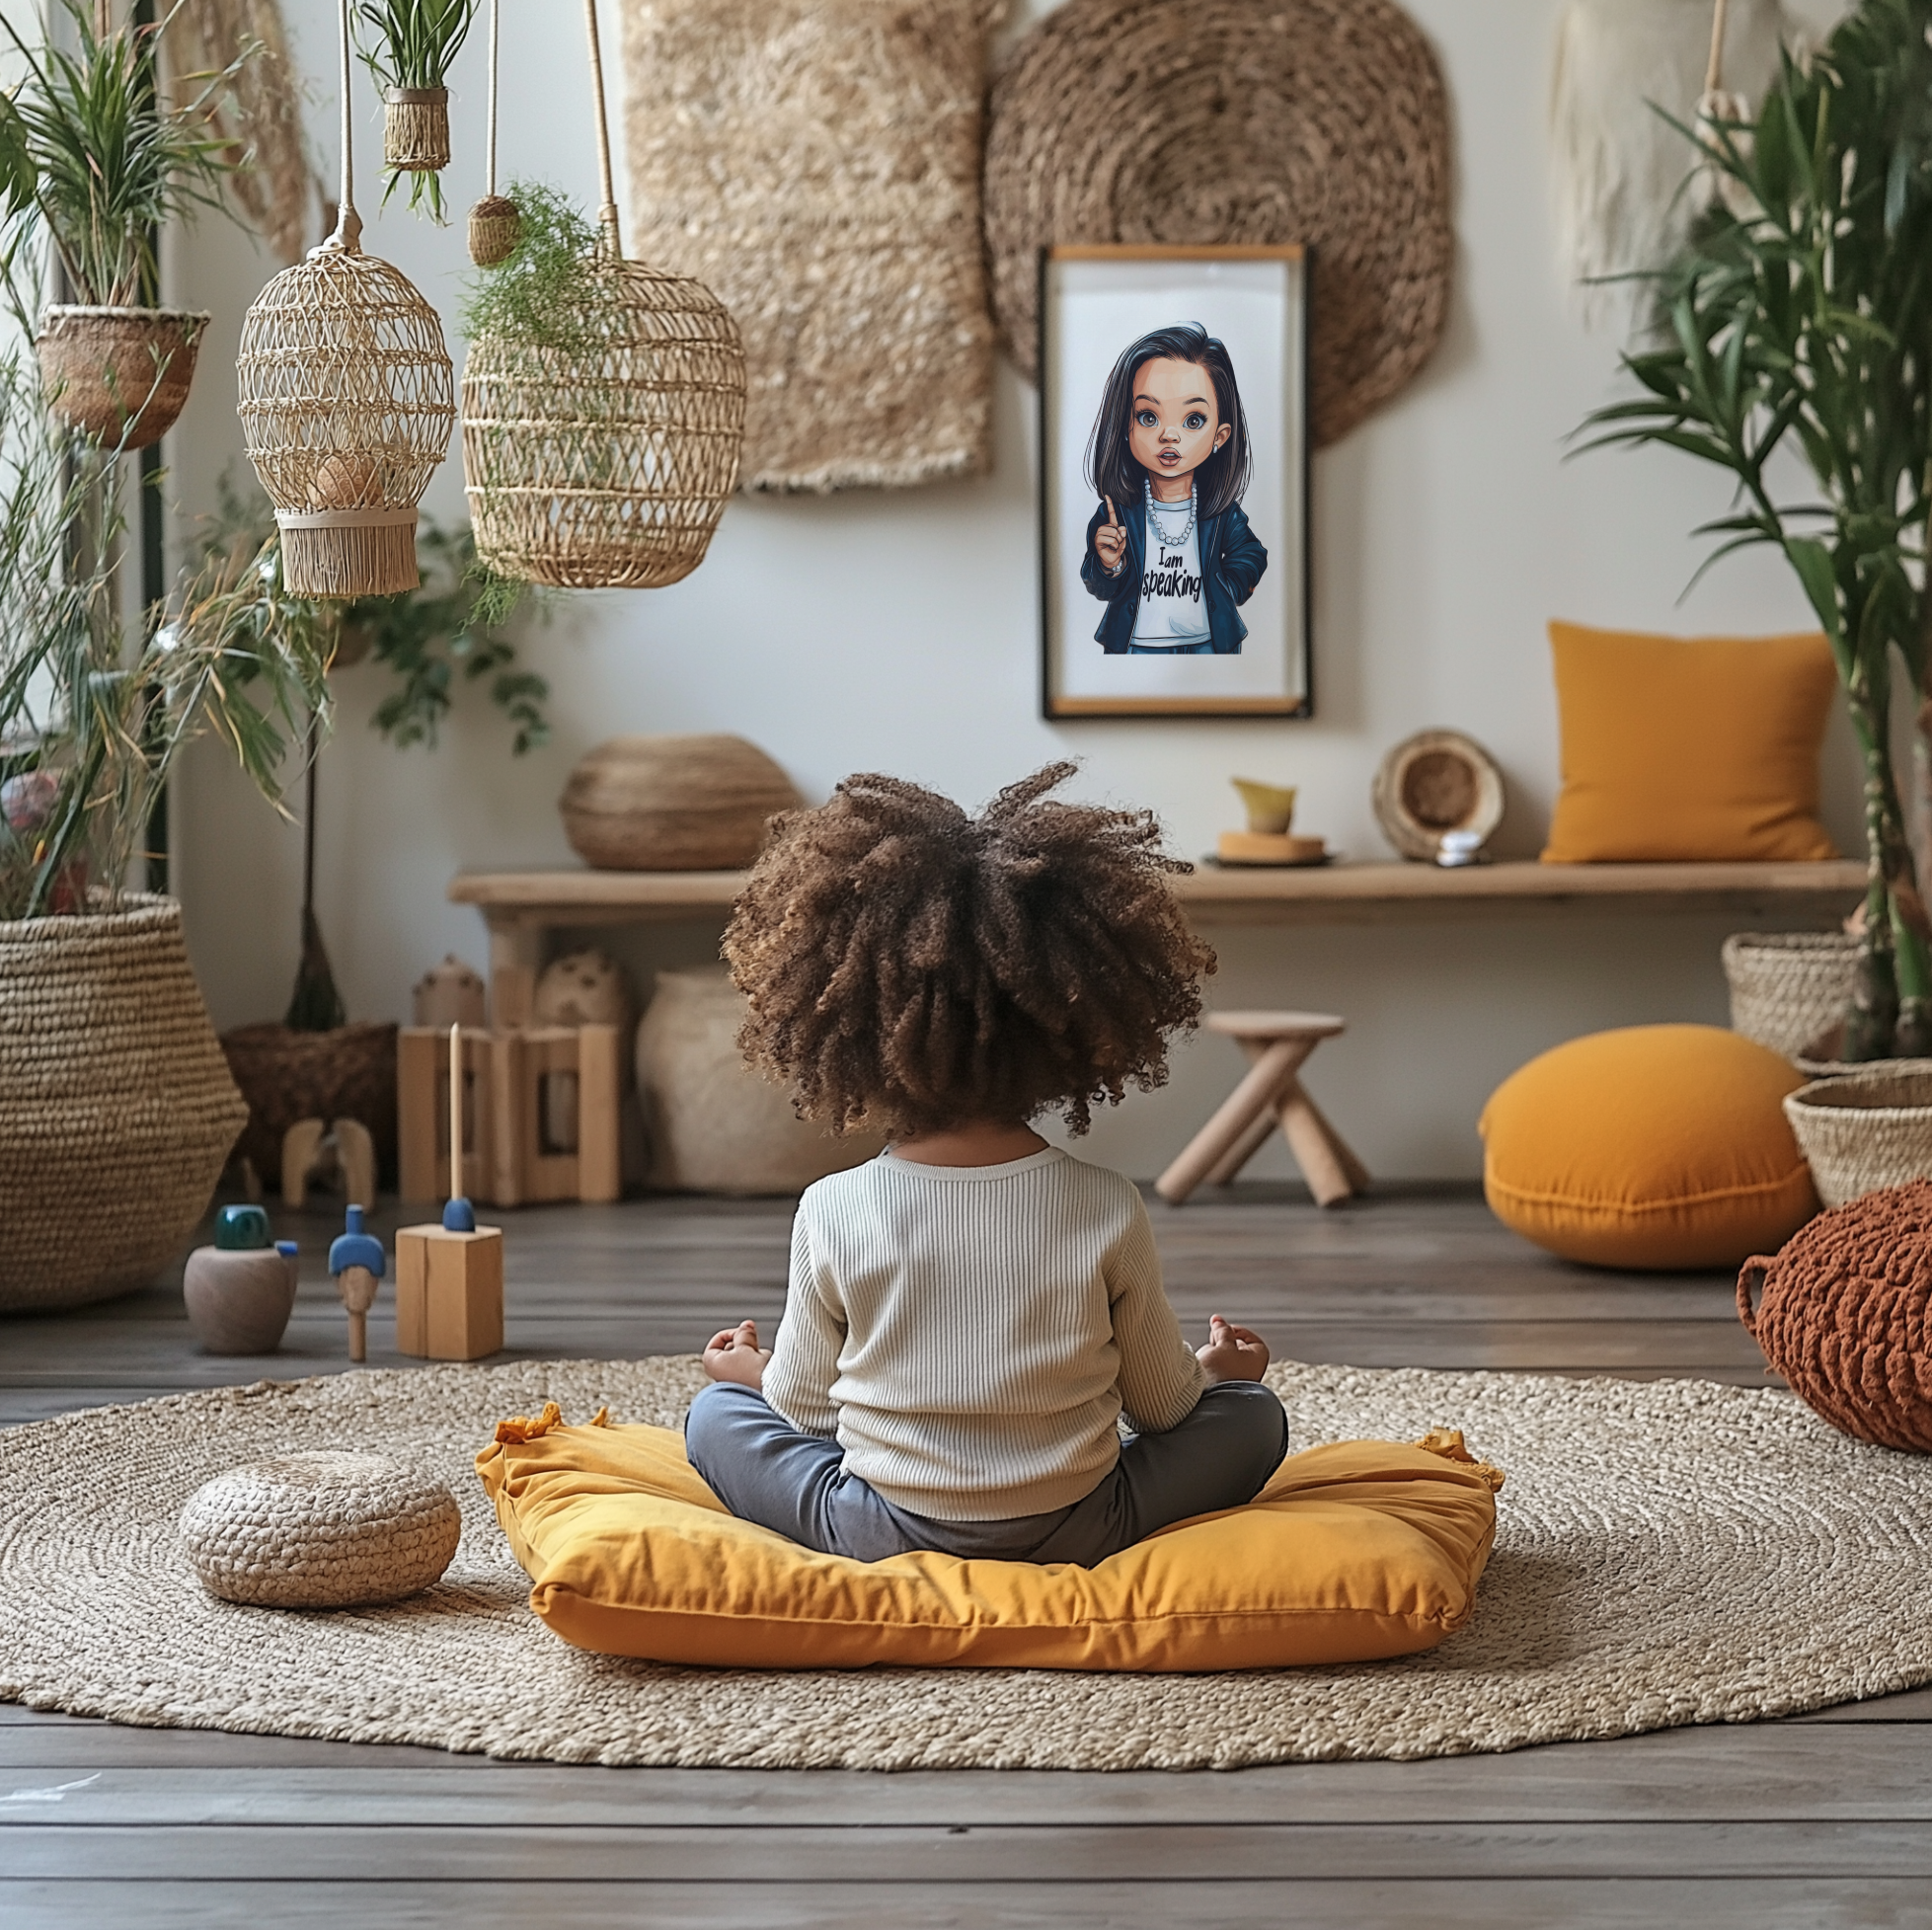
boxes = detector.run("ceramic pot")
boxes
[36,305,209,450]
[0,896,247,1311]
[184,1243,300,1354]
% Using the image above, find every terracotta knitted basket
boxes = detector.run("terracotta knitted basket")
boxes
[0,896,247,1311]
[1739,1181,1932,1450]
[1783,1067,1932,1208]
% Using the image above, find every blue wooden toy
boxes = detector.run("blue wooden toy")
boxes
[328,1204,387,1362]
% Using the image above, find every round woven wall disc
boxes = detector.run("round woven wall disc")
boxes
[983,0,1452,448]
[1372,730,1505,861]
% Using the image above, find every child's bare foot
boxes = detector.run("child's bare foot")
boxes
[703,1318,772,1390]
[1197,1314,1269,1383]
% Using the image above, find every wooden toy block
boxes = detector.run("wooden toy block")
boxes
[397,1023,620,1206]
[395,1223,504,1360]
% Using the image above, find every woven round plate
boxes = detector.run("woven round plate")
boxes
[983,0,1452,447]
[5,1359,1932,1767]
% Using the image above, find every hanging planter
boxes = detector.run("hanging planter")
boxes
[35,305,209,450]
[460,0,744,589]
[237,0,455,597]
[385,86,451,171]
[465,0,517,267]
[355,0,477,219]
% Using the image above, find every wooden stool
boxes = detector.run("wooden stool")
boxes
[1156,1011,1370,1207]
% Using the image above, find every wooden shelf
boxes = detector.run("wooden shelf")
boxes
[451,859,1867,929]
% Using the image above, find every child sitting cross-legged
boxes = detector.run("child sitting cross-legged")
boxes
[685,762,1289,1568]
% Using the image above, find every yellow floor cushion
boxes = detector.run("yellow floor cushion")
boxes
[1481,1023,1817,1271]
[477,1405,1503,1672]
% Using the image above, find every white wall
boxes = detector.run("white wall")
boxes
[166,0,1859,1182]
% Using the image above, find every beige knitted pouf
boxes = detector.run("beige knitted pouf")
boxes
[180,1451,461,1609]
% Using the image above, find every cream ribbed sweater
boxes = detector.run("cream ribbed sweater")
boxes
[761,1147,1206,1521]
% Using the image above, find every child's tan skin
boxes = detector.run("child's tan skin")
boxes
[701,1119,1272,1392]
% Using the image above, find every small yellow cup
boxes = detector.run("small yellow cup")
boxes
[1231,778,1297,836]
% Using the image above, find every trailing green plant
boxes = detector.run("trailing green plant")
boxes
[1577,0,1932,1061]
[204,481,548,754]
[0,361,332,925]
[354,0,478,220]
[0,0,248,309]
[460,178,620,356]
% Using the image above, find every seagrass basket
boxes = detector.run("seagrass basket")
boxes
[0,896,247,1311]
[1783,1066,1932,1209]
[37,306,208,450]
[462,254,744,588]
[219,1020,399,1191]
[384,87,450,170]
[1722,931,1863,1059]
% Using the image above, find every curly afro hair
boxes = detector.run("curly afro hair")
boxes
[724,762,1215,1137]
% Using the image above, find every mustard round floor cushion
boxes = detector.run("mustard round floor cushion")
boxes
[1480,1024,1817,1271]
[476,1404,1504,1672]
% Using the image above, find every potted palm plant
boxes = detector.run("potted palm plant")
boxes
[1581,0,1932,1063]
[355,0,479,220]
[0,0,247,450]
[0,344,333,1311]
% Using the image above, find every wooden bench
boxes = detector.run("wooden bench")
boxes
[450,860,1867,1025]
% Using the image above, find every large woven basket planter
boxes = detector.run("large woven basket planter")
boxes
[36,306,209,451]
[1784,1067,1932,1209]
[218,1022,398,1193]
[1722,931,1863,1059]
[0,897,246,1312]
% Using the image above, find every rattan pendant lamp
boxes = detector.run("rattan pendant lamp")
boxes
[461,0,745,589]
[235,0,455,597]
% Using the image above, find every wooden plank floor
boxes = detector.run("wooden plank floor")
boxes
[2,1184,1926,1928]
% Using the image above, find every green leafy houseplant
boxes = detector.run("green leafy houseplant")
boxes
[0,0,251,450]
[0,360,332,925]
[1580,0,1932,1060]
[354,0,478,220]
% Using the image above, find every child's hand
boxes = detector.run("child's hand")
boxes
[703,1319,772,1390]
[1093,495,1126,575]
[1197,1315,1269,1383]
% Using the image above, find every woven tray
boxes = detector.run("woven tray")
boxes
[983,0,1452,447]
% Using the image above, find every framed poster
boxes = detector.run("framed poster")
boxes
[1039,245,1310,719]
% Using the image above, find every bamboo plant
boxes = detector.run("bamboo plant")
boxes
[1579,0,1932,1059]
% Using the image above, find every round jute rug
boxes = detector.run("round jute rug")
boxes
[2,1357,1928,1770]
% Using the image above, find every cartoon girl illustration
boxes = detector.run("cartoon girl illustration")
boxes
[1079,322,1267,656]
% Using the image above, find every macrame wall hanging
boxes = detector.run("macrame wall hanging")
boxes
[460,0,745,588]
[1549,0,1797,325]
[982,0,1452,451]
[619,0,1003,493]
[235,0,455,597]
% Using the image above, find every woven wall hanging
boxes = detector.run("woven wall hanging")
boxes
[618,0,1003,494]
[983,0,1452,450]
[236,0,455,597]
[461,0,745,588]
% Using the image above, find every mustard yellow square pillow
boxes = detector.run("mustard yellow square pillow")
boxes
[1481,1024,1817,1271]
[1542,621,1838,862]
[477,1406,1503,1672]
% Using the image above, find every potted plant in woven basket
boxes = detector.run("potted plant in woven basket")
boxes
[0,354,333,1312]
[1581,0,1932,1070]
[204,492,542,1193]
[0,1,250,449]
[354,0,478,221]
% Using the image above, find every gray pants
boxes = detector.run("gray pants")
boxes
[684,1380,1289,1568]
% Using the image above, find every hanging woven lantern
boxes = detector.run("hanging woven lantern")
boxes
[460,0,744,589]
[236,0,454,598]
